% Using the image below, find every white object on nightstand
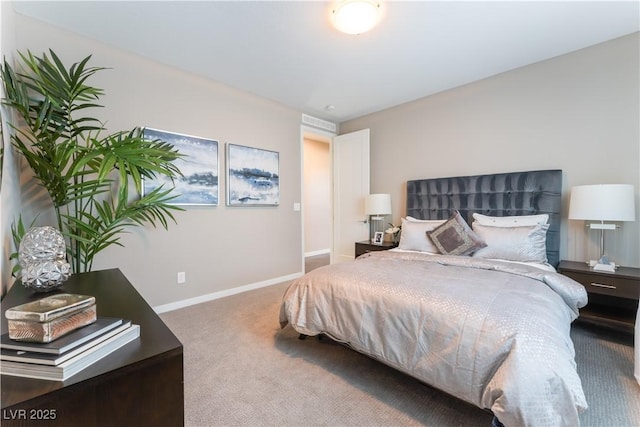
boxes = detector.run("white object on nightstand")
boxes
[593,263,616,272]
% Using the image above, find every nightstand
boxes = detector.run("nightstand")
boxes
[355,240,398,257]
[558,260,639,333]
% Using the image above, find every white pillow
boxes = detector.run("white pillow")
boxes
[397,217,446,253]
[471,222,549,263]
[472,213,549,228]
[405,216,442,223]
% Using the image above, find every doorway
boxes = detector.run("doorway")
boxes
[299,125,370,272]
[301,126,333,271]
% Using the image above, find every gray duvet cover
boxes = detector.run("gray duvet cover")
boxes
[280,251,588,427]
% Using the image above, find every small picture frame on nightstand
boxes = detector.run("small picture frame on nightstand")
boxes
[372,231,384,245]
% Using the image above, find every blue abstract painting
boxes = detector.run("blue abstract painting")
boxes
[142,128,219,205]
[226,143,279,206]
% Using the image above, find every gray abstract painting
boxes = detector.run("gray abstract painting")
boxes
[226,143,279,206]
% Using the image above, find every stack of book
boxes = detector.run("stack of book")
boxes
[1,317,140,381]
[2,294,140,381]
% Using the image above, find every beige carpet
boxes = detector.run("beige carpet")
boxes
[160,281,639,427]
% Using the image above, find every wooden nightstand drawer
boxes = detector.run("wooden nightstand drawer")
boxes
[355,241,398,257]
[558,260,640,334]
[562,271,639,300]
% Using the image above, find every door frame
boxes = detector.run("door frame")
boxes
[300,125,336,273]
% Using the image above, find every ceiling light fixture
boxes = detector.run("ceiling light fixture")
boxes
[332,0,382,35]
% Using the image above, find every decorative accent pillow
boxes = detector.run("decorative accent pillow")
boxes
[471,223,550,263]
[427,211,487,256]
[397,217,446,253]
[472,213,549,227]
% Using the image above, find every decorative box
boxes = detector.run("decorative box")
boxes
[5,294,97,343]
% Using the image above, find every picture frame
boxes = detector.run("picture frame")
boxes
[373,231,384,245]
[226,143,279,206]
[142,128,219,206]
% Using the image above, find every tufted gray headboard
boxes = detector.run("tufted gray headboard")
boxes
[406,170,562,267]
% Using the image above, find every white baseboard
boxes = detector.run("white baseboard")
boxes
[304,249,330,257]
[153,271,304,314]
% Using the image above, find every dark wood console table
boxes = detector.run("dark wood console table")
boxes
[1,269,184,426]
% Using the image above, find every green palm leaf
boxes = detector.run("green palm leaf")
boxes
[2,50,184,274]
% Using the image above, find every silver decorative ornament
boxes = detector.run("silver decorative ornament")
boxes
[19,226,71,292]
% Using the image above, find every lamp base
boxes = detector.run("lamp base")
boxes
[593,263,616,272]
[588,258,617,272]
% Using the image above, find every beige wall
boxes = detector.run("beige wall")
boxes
[6,13,304,306]
[303,138,330,255]
[0,1,19,294]
[3,8,638,311]
[342,33,640,267]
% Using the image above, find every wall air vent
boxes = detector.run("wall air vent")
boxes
[302,114,337,133]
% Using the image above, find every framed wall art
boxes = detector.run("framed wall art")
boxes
[142,128,219,205]
[226,143,279,206]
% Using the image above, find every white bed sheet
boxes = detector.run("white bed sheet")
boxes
[282,251,588,426]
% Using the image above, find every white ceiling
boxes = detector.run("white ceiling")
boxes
[12,1,640,123]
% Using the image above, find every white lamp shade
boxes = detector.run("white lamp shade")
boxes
[365,193,391,215]
[569,184,636,222]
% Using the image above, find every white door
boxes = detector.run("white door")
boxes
[331,129,370,263]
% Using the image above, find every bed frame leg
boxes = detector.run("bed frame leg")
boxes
[298,333,325,341]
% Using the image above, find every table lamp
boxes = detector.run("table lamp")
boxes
[568,184,635,271]
[365,194,391,243]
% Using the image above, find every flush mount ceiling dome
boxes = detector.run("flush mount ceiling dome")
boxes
[332,0,382,35]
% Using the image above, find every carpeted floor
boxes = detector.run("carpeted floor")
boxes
[160,278,639,427]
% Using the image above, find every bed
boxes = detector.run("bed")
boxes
[279,170,588,427]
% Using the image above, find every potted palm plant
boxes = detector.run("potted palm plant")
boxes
[2,49,183,275]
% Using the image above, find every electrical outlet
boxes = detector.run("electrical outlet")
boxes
[177,272,186,284]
